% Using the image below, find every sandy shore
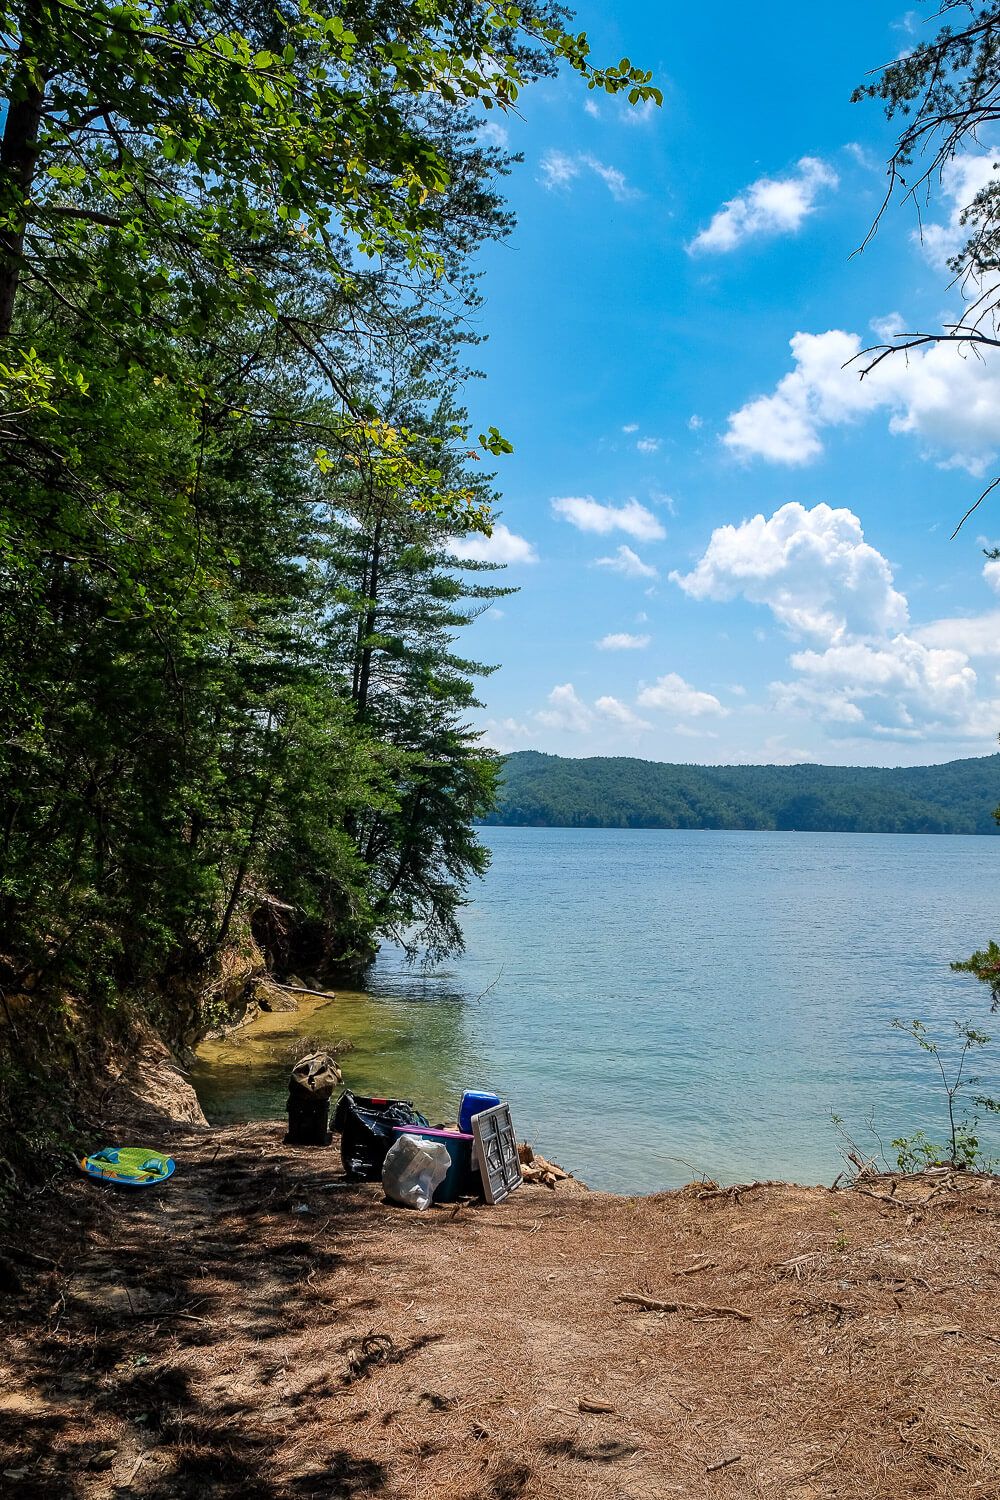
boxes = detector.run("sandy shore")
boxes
[1,1103,999,1499]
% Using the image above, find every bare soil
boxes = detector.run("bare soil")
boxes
[2,1117,999,1500]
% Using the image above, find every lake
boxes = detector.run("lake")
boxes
[191,827,1000,1192]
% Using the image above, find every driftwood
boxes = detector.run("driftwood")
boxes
[274,982,337,1000]
[285,1051,341,1145]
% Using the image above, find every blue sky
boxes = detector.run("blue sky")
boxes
[453,2,1000,767]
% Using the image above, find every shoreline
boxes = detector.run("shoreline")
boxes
[2,1090,998,1498]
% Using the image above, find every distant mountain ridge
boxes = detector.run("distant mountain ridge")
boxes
[482,751,1000,835]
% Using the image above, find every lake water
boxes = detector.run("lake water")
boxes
[192,827,1000,1193]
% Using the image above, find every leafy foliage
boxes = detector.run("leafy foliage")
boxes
[889,1019,997,1172]
[0,0,659,1055]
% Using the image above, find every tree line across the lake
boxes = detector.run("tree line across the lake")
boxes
[485,752,1000,836]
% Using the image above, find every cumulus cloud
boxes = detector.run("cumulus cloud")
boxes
[773,635,989,739]
[915,608,1000,657]
[536,684,650,734]
[451,523,538,565]
[724,327,1000,473]
[536,682,594,733]
[670,502,908,643]
[636,672,727,717]
[552,495,666,542]
[674,500,1000,742]
[919,148,1000,273]
[597,632,650,650]
[636,436,661,453]
[688,157,838,255]
[622,422,639,433]
[594,545,658,579]
[984,558,1000,594]
[538,150,636,201]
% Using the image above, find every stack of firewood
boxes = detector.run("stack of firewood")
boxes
[518,1141,572,1190]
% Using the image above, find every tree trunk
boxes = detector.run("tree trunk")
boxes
[354,511,383,719]
[0,7,46,339]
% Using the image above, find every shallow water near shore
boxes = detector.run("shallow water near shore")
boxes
[192,826,1000,1192]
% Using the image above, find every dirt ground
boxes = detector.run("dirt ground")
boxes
[1,1111,999,1500]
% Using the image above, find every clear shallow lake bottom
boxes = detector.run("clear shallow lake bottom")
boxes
[191,827,1000,1193]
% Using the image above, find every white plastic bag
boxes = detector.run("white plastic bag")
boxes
[382,1134,451,1210]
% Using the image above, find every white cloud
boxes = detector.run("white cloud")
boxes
[580,154,635,202]
[594,696,651,729]
[688,414,703,430]
[596,632,650,650]
[538,150,635,201]
[594,546,659,580]
[674,500,1000,743]
[985,559,1000,594]
[670,502,908,643]
[479,120,509,151]
[637,672,727,717]
[688,157,838,255]
[538,150,580,190]
[773,634,992,740]
[536,682,594,733]
[622,422,639,433]
[915,608,1000,658]
[535,684,650,735]
[919,148,1000,273]
[552,495,666,542]
[724,326,1000,473]
[845,141,879,172]
[584,98,600,119]
[620,96,659,129]
[636,436,661,453]
[481,716,533,752]
[451,523,538,565]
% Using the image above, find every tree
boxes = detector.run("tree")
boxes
[0,0,662,1055]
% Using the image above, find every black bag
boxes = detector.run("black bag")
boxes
[333,1091,429,1180]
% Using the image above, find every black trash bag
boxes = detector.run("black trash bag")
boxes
[333,1091,429,1180]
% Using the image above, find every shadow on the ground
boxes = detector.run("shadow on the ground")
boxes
[0,1127,400,1497]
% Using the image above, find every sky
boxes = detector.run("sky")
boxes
[447,1,1000,768]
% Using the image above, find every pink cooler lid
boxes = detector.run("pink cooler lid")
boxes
[391,1125,474,1142]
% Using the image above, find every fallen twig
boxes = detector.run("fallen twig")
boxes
[618,1293,752,1322]
[706,1453,742,1473]
[698,1181,772,1204]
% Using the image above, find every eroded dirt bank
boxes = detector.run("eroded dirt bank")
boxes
[1,1115,999,1500]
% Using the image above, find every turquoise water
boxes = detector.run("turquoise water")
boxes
[193,827,1000,1192]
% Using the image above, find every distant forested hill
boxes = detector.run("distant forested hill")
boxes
[482,752,1000,834]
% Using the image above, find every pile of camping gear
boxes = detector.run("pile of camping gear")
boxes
[334,1086,523,1209]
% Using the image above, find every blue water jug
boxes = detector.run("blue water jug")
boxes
[458,1089,502,1135]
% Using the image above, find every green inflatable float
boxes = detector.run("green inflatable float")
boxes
[79,1146,175,1188]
